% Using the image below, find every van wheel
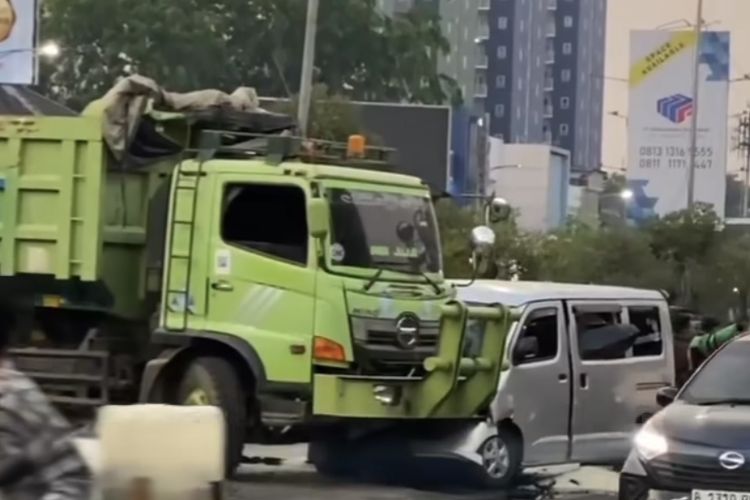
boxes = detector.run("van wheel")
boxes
[177,356,248,477]
[477,427,523,489]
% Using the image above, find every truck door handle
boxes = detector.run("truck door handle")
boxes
[579,373,589,389]
[211,281,234,291]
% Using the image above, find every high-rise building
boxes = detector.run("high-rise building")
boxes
[440,0,607,171]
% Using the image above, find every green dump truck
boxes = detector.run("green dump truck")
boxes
[0,85,513,477]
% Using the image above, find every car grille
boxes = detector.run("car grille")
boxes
[649,454,750,491]
[350,316,440,374]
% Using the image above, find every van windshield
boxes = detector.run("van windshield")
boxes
[326,187,442,274]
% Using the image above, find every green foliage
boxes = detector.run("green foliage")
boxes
[435,200,748,319]
[40,0,457,110]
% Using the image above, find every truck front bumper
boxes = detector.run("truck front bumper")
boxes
[312,302,514,419]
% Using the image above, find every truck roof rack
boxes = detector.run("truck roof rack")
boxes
[127,108,396,172]
[188,129,397,172]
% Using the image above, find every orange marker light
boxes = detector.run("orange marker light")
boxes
[347,134,366,158]
[314,336,346,362]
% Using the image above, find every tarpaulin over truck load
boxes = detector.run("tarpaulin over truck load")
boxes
[84,74,294,164]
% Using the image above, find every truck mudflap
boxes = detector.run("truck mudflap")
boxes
[312,301,515,419]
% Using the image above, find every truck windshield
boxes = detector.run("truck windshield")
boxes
[326,188,442,274]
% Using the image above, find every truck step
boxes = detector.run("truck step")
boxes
[24,371,103,384]
[8,348,108,359]
[48,395,106,407]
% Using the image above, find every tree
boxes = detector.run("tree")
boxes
[40,0,456,109]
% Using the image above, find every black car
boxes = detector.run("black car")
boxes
[620,333,750,500]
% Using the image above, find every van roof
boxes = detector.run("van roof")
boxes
[453,280,666,307]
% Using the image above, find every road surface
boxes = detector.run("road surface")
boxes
[224,444,620,500]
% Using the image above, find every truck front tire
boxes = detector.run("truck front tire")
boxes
[176,356,248,476]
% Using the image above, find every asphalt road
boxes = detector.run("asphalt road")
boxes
[224,444,620,500]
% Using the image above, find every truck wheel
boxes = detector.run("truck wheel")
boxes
[308,439,356,478]
[476,427,523,489]
[176,356,247,477]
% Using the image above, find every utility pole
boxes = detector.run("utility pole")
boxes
[297,0,319,138]
[738,111,750,217]
[686,0,704,210]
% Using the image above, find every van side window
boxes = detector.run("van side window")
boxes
[629,306,663,357]
[513,308,559,365]
[221,183,308,264]
[575,309,627,361]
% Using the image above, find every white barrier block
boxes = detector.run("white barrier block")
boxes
[97,404,225,499]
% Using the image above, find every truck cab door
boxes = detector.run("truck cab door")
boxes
[204,176,316,385]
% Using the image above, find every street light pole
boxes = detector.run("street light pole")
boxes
[686,0,704,210]
[297,0,319,138]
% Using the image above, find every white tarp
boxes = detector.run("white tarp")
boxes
[92,74,265,161]
[626,30,730,220]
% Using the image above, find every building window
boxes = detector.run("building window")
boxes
[561,69,572,82]
[497,46,507,59]
[520,19,525,32]
[446,22,452,34]
[519,48,524,61]
[517,77,523,90]
[494,104,505,118]
[564,15,574,28]
[560,96,570,109]
[498,16,508,29]
[559,123,569,136]
[462,55,467,69]
[562,42,573,55]
[496,74,506,88]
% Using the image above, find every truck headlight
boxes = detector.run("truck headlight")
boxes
[373,385,402,406]
[634,425,668,461]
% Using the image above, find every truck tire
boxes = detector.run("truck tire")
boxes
[176,356,247,477]
[307,439,356,478]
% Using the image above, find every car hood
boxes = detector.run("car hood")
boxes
[656,402,750,448]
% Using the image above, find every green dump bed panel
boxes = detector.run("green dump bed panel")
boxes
[0,116,106,281]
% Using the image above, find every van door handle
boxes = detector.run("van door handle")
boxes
[211,280,234,292]
[579,373,589,389]
[558,373,568,382]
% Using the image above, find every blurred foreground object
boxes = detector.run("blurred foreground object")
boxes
[97,404,225,500]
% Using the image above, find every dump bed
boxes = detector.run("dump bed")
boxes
[0,115,173,317]
[0,115,108,280]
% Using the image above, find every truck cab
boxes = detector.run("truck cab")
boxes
[0,97,514,475]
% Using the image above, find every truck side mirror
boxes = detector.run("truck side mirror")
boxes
[485,197,511,225]
[513,336,539,364]
[307,198,328,239]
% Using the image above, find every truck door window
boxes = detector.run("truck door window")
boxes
[221,183,308,265]
[628,306,663,357]
[575,309,630,361]
[513,308,559,365]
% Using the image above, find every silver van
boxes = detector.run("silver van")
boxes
[456,280,675,486]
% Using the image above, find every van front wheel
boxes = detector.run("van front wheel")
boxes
[477,427,522,489]
[176,356,248,477]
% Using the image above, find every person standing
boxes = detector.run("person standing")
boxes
[671,313,693,387]
[0,323,90,500]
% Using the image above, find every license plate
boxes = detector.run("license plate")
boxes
[692,490,750,500]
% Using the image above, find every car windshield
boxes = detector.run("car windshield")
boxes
[680,340,750,405]
[326,187,442,274]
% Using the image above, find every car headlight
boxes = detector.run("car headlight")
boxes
[634,424,669,461]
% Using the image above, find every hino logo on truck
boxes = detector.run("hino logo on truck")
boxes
[395,313,420,349]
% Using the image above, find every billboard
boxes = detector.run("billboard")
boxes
[627,30,730,220]
[0,0,39,84]
[260,98,452,194]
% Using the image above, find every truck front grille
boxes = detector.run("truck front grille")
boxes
[350,316,441,375]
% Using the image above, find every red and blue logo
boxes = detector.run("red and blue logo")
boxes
[657,94,694,124]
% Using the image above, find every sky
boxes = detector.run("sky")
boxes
[603,0,750,175]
